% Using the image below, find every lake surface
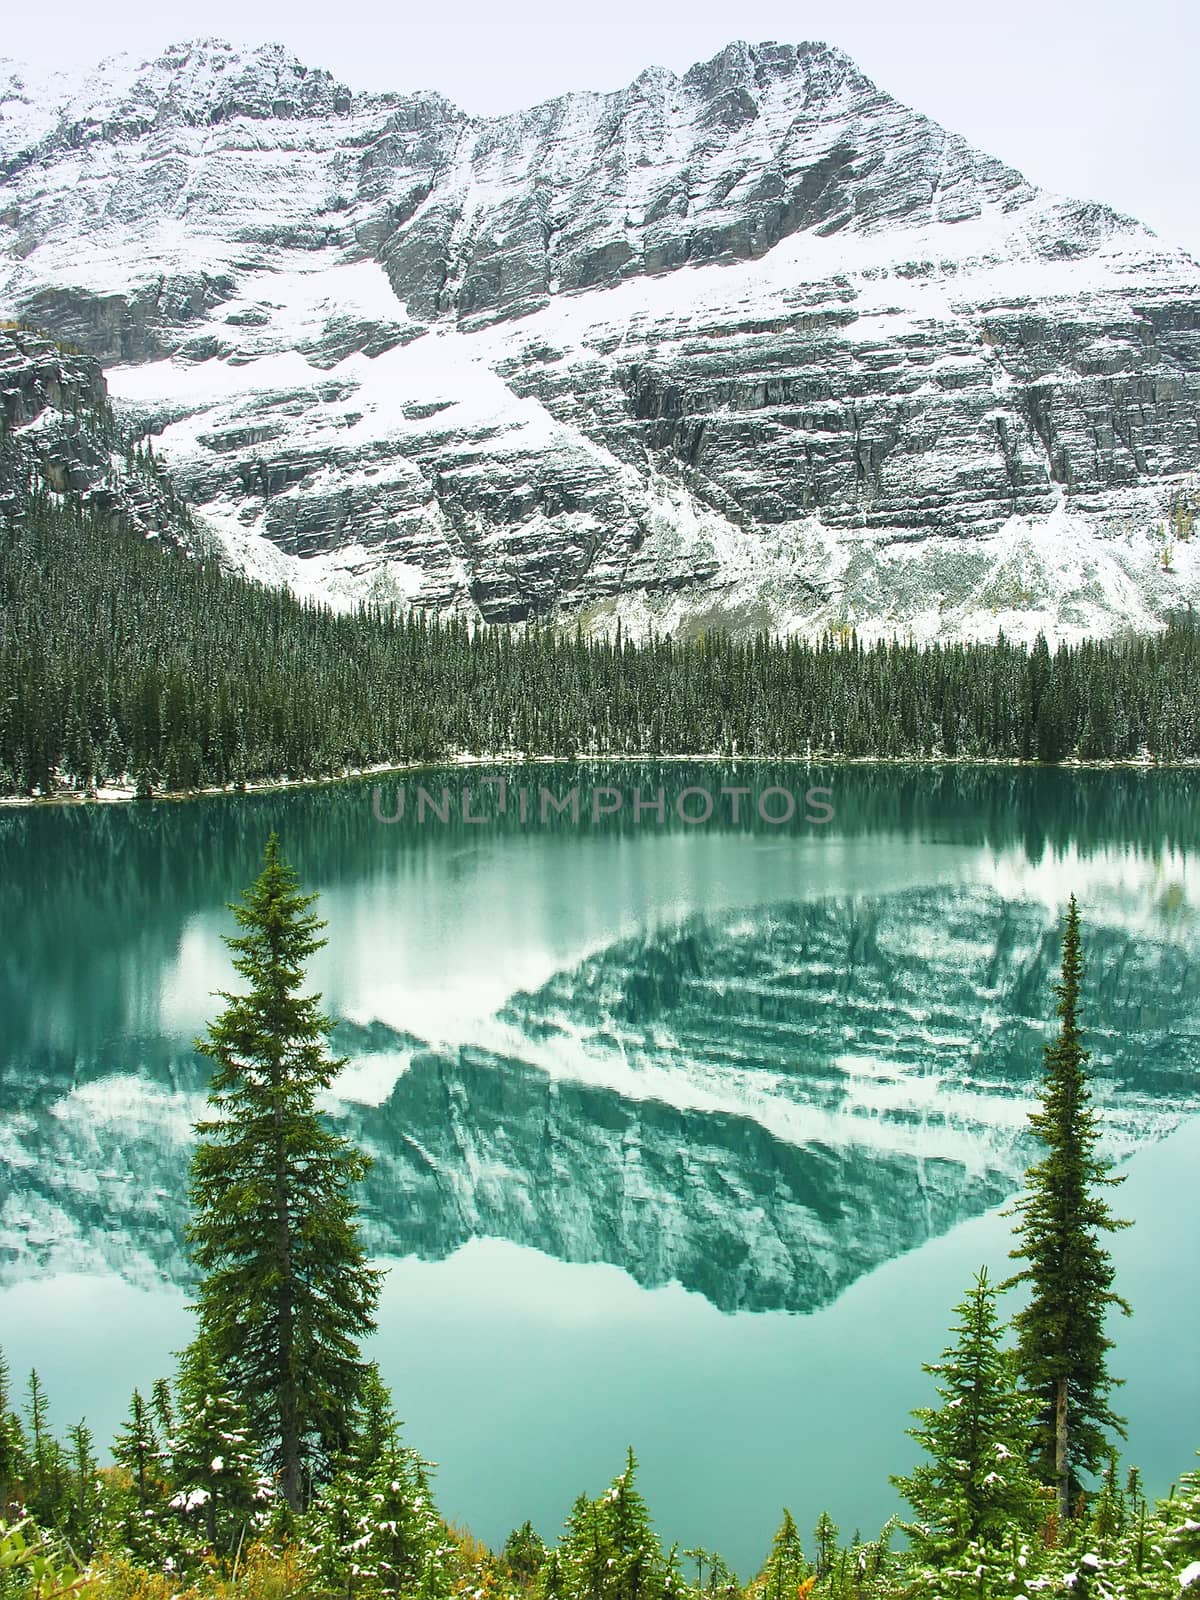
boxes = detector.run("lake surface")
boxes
[1,763,1198,1572]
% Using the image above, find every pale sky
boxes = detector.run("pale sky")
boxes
[4,0,1197,261]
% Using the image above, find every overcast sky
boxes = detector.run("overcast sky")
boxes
[5,0,1197,261]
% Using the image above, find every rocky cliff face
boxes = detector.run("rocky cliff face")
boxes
[2,36,1199,631]
[0,325,204,545]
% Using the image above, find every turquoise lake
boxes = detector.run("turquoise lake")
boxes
[1,763,1197,1572]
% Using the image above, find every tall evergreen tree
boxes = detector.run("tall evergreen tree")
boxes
[24,1371,67,1530]
[811,1513,838,1582]
[892,1267,1045,1560]
[187,835,382,1511]
[0,1351,27,1522]
[1004,896,1131,1519]
[755,1509,809,1600]
[111,1388,166,1564]
[63,1421,101,1559]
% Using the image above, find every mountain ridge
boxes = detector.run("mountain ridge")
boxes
[2,36,1198,638]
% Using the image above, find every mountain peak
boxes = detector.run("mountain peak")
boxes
[2,33,1197,644]
[679,38,869,101]
[0,36,358,164]
[90,37,356,126]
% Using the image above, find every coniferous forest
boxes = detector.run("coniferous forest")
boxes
[2,487,1200,800]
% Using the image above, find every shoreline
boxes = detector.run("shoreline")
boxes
[2,749,1198,809]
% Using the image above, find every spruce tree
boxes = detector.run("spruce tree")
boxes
[0,1351,26,1522]
[559,1454,669,1600]
[187,835,382,1511]
[112,1390,159,1520]
[64,1422,101,1559]
[1004,896,1131,1520]
[811,1513,838,1581]
[602,1449,667,1600]
[150,1377,175,1446]
[311,1363,448,1600]
[343,1364,399,1478]
[166,1339,269,1560]
[24,1370,67,1529]
[756,1510,809,1600]
[502,1521,549,1585]
[344,1442,443,1597]
[111,1388,165,1564]
[892,1267,1045,1560]
[1088,1452,1127,1555]
[1158,1457,1200,1594]
[537,1549,566,1600]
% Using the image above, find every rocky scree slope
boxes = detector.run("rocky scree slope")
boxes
[1,39,1198,637]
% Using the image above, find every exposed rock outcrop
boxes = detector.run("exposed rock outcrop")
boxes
[0,326,203,545]
[1,37,1198,633]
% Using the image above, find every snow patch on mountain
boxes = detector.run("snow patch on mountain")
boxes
[3,36,1199,638]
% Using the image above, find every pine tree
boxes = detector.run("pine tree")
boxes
[755,1509,809,1600]
[1004,896,1131,1519]
[892,1267,1046,1561]
[559,1455,669,1600]
[1158,1457,1200,1595]
[150,1377,176,1446]
[310,1362,405,1598]
[564,1488,613,1600]
[347,1443,444,1598]
[1035,685,1068,763]
[502,1521,549,1585]
[683,1548,714,1592]
[64,1421,101,1559]
[187,835,382,1511]
[111,1388,167,1564]
[0,1351,26,1522]
[1088,1452,1127,1554]
[536,1548,566,1600]
[812,1512,838,1581]
[700,1552,739,1600]
[343,1364,399,1478]
[166,1337,271,1561]
[112,1390,159,1520]
[309,1371,446,1600]
[600,1449,666,1600]
[24,1370,68,1529]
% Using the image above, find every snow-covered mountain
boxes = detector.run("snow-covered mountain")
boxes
[2,37,1199,638]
